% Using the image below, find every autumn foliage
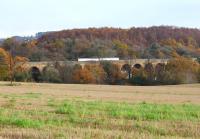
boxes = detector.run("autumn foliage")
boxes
[0,48,8,80]
[0,26,199,62]
[0,48,28,84]
[130,57,200,85]
[72,67,94,84]
[0,26,200,85]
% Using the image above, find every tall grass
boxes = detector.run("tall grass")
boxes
[0,98,200,138]
[56,100,200,121]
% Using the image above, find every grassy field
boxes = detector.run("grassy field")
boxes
[0,82,200,139]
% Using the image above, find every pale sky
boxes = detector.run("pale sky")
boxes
[0,0,200,38]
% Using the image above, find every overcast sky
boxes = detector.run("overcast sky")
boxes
[0,0,199,38]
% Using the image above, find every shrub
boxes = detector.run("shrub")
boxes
[163,57,199,84]
[14,71,31,82]
[42,66,62,83]
[101,61,125,84]
[72,67,94,84]
[56,64,74,83]
[84,64,106,84]
[130,70,148,85]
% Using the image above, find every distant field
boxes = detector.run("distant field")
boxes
[0,82,200,138]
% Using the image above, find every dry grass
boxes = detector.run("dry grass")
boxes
[0,82,200,104]
[0,81,200,139]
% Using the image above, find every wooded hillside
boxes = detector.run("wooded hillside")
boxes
[1,26,200,61]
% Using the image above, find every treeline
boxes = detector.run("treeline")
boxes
[37,57,200,85]
[131,58,200,85]
[0,26,200,61]
[1,46,200,85]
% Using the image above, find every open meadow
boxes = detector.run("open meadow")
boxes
[0,82,200,139]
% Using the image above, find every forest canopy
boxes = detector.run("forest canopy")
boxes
[0,26,200,61]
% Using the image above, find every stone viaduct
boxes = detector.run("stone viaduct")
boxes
[22,59,171,82]
[23,58,197,82]
[24,59,169,73]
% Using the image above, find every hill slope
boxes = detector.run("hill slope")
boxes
[0,26,200,61]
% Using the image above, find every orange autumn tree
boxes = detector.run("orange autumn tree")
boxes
[84,64,106,84]
[0,48,28,85]
[72,67,95,84]
[0,48,9,80]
